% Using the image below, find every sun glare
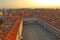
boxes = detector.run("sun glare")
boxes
[33,0,60,5]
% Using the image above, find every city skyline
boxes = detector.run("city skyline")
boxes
[0,0,60,8]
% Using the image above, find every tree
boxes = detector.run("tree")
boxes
[0,19,3,24]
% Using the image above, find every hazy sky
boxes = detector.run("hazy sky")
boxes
[0,0,60,8]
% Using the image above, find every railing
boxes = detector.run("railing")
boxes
[39,19,60,38]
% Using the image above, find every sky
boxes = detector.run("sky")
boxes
[0,0,60,8]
